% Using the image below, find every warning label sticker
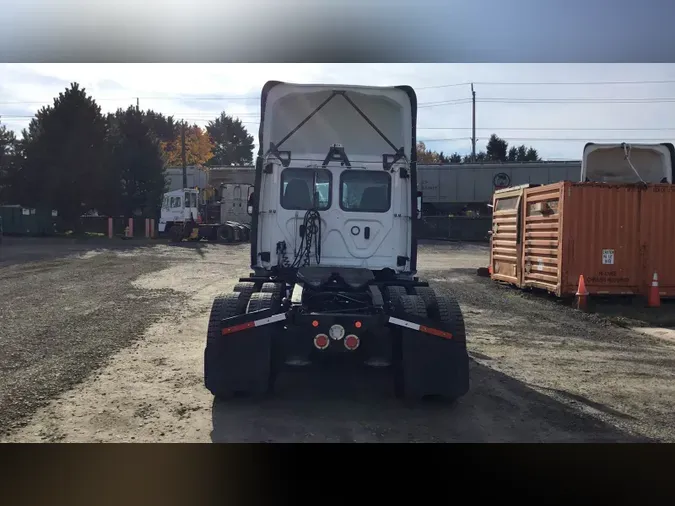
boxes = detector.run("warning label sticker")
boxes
[602,249,615,265]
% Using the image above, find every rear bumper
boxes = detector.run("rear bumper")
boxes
[215,308,462,344]
[292,312,384,336]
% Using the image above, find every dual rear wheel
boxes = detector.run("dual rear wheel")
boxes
[204,281,284,399]
[390,286,467,401]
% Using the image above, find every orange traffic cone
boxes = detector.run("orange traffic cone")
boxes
[575,274,589,311]
[648,271,661,308]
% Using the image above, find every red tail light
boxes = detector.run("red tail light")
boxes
[344,334,360,351]
[314,334,329,350]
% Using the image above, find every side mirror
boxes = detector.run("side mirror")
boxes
[247,191,255,216]
[416,191,423,219]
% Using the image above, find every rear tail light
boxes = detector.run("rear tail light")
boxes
[314,333,329,350]
[344,334,360,351]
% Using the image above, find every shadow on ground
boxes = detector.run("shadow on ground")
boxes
[210,359,646,443]
[0,236,162,266]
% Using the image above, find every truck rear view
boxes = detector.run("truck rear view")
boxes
[204,81,469,401]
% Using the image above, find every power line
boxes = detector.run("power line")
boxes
[479,97,675,103]
[418,99,473,108]
[417,126,675,131]
[417,79,675,89]
[421,137,675,142]
[136,96,259,101]
[162,112,259,117]
[417,97,675,107]
[2,79,674,105]
[416,82,472,90]
[476,79,675,86]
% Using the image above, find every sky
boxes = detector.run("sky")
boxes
[1,63,675,161]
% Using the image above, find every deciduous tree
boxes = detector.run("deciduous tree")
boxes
[161,123,214,167]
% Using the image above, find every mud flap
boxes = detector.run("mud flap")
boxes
[204,309,285,396]
[389,315,469,399]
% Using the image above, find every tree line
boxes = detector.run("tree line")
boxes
[417,134,541,164]
[0,82,255,225]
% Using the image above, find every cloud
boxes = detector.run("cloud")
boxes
[1,63,674,159]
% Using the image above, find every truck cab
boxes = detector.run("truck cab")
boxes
[158,188,199,234]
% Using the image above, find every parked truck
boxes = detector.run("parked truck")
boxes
[158,184,253,243]
[581,142,674,183]
[203,81,469,401]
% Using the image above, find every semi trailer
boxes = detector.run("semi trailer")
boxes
[204,81,470,400]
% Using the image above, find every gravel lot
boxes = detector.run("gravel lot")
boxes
[1,237,674,442]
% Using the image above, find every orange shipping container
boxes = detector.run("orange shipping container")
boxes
[490,185,530,287]
[522,182,642,296]
[491,181,648,297]
[639,184,675,297]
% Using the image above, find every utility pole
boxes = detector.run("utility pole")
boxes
[136,97,139,111]
[471,83,476,163]
[181,121,187,189]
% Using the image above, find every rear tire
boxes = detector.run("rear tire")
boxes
[385,285,409,310]
[393,293,468,401]
[412,286,439,317]
[205,289,280,400]
[245,292,282,393]
[247,292,280,313]
[260,282,284,303]
[218,225,233,243]
[205,293,243,399]
[396,294,428,318]
[169,225,183,243]
[393,295,427,399]
[233,282,258,313]
[435,294,466,342]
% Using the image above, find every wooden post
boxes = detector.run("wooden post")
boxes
[145,218,150,238]
[128,218,133,238]
[150,219,156,238]
[108,217,113,239]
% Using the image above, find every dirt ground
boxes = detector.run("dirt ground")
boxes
[1,237,674,443]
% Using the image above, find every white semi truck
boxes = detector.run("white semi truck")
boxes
[158,184,253,243]
[203,81,469,401]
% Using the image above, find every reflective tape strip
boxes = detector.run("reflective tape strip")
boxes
[388,317,420,331]
[254,313,287,327]
[419,325,453,340]
[222,313,287,335]
[388,317,453,340]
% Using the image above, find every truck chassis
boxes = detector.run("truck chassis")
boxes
[204,267,469,400]
[166,219,251,243]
